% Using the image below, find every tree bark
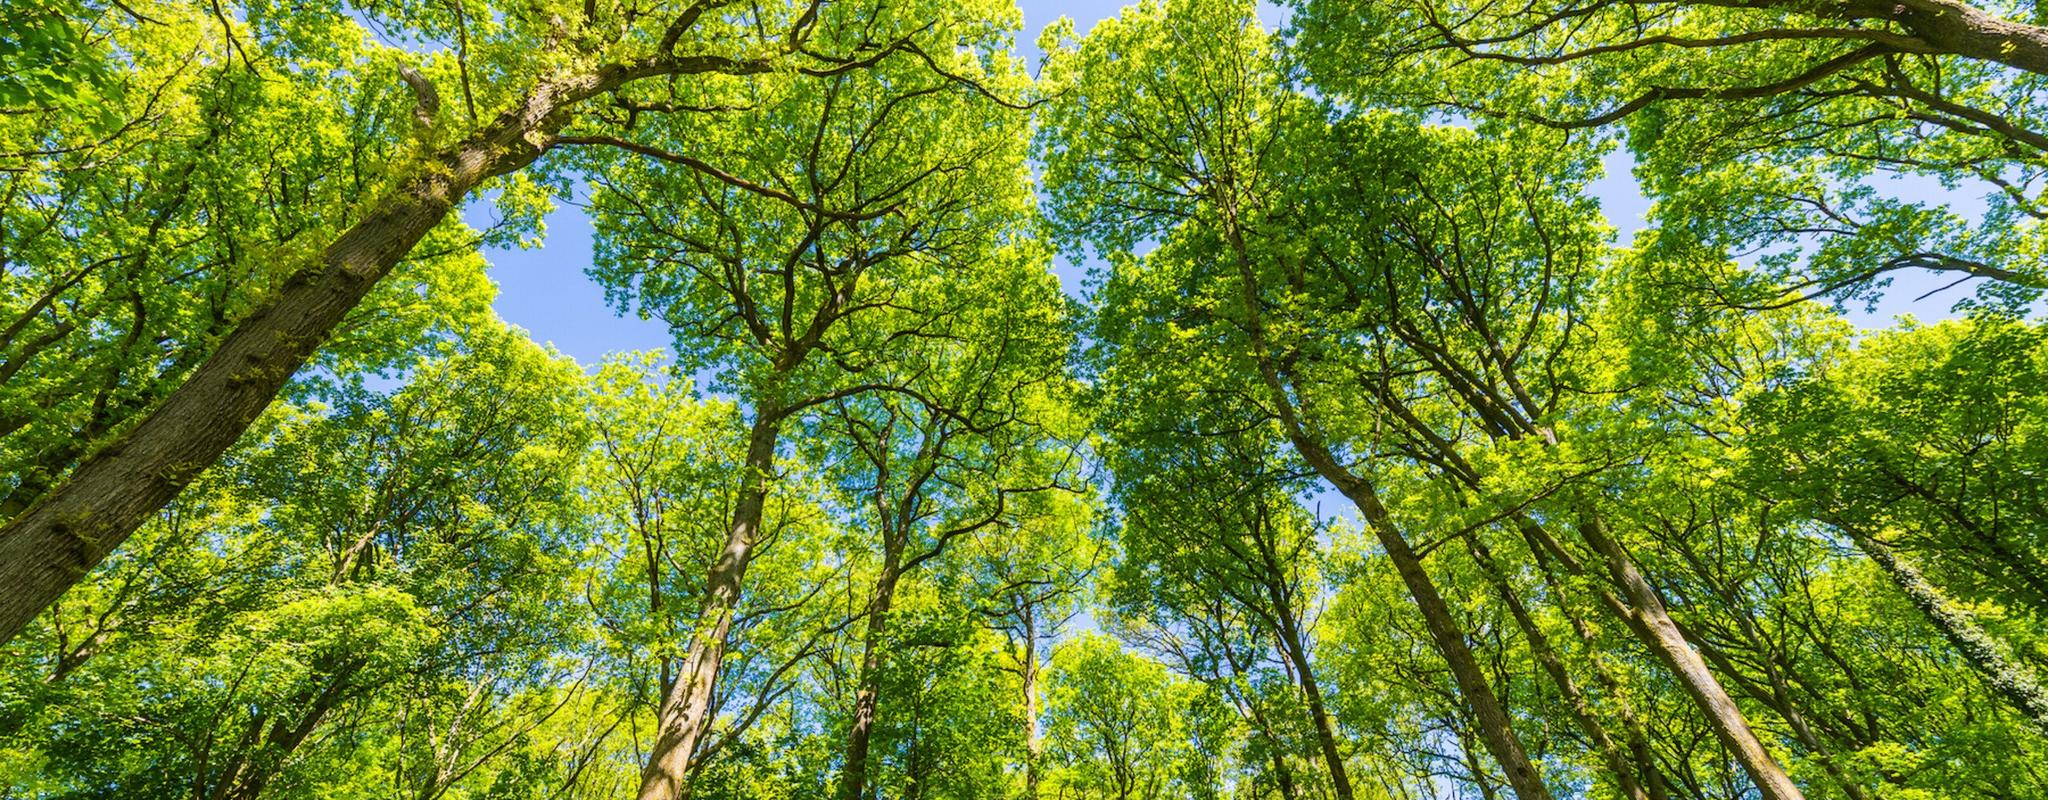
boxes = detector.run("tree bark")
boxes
[1837,0,2048,76]
[1567,514,1808,800]
[637,407,783,800]
[0,56,712,646]
[1833,520,2048,734]
[838,538,904,800]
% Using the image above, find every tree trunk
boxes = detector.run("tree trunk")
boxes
[1272,414,1553,799]
[1834,520,2048,733]
[1272,600,1355,800]
[1336,474,1553,800]
[1221,211,1554,800]
[838,539,904,800]
[1466,537,1650,800]
[0,60,675,646]
[1568,514,1808,800]
[638,408,783,800]
[1022,607,1043,800]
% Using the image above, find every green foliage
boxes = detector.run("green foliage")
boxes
[7,0,2048,798]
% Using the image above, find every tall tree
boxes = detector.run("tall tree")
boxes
[1044,2,1559,796]
[812,244,1080,800]
[1105,427,1355,800]
[0,0,997,645]
[577,10,1035,793]
[0,323,597,798]
[1749,317,2048,731]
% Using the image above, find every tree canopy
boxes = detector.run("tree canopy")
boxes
[3,0,2046,798]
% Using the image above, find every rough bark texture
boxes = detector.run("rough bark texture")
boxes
[637,409,782,800]
[1569,515,1808,800]
[1838,0,2048,75]
[0,57,699,645]
[1836,521,2048,733]
[0,145,499,646]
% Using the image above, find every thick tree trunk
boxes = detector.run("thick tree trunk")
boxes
[638,409,783,800]
[1834,520,2048,733]
[0,60,672,646]
[1567,514,1808,800]
[1838,0,2048,76]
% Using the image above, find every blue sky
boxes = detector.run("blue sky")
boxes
[472,0,1964,368]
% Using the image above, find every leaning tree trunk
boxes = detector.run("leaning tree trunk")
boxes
[1224,219,1555,800]
[638,408,783,800]
[1832,519,2048,733]
[1317,464,1555,800]
[1270,589,1356,800]
[1467,537,1651,800]
[1562,514,1809,800]
[1262,392,1557,799]
[0,58,687,645]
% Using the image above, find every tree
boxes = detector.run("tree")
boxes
[808,252,1080,800]
[577,7,1035,792]
[1041,635,1231,800]
[965,485,1103,800]
[1104,425,1355,800]
[1044,3,1565,796]
[0,323,596,798]
[9,0,2048,797]
[0,0,1004,645]
[1296,0,2048,311]
[1749,317,2048,731]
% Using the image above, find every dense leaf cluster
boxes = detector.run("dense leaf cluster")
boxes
[2,0,2045,798]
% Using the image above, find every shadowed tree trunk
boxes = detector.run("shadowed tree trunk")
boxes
[638,407,782,800]
[0,45,782,646]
